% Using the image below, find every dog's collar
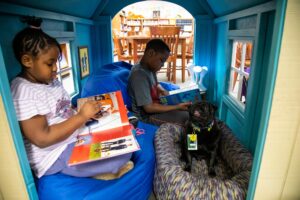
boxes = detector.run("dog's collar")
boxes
[191,120,214,132]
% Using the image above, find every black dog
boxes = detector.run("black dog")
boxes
[181,101,221,176]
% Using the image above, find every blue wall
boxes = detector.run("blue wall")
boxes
[211,22,227,106]
[0,15,26,80]
[74,23,94,92]
[212,2,276,152]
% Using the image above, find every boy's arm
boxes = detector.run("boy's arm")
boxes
[20,100,101,148]
[143,102,191,113]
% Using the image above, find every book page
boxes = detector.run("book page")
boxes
[69,124,140,166]
[68,91,139,166]
[168,85,199,95]
[160,85,202,105]
[77,91,128,135]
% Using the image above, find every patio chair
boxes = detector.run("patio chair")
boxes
[150,26,180,83]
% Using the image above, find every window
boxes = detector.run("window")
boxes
[57,42,75,95]
[228,40,253,106]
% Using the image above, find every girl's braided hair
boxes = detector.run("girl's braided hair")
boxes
[12,16,61,64]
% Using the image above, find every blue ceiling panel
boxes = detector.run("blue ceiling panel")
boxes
[0,0,102,18]
[206,0,270,16]
[0,0,273,19]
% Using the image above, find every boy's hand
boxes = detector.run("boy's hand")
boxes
[157,84,169,97]
[177,102,192,111]
[78,100,102,120]
[159,90,169,97]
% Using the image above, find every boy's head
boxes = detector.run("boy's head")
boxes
[141,39,170,72]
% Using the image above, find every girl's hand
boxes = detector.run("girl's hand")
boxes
[78,100,102,120]
[177,102,192,111]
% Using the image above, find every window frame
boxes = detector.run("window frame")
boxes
[56,40,78,97]
[228,39,253,107]
[225,36,255,113]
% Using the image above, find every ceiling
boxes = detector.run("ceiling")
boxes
[0,0,271,19]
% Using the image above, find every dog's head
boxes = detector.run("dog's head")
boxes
[188,101,217,128]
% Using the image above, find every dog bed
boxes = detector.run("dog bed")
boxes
[153,122,253,200]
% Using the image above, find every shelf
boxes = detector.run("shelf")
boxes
[119,17,193,36]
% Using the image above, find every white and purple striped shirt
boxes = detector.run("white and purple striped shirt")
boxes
[11,77,79,178]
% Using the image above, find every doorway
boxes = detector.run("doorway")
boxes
[111,1,194,87]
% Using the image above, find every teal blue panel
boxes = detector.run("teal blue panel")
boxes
[247,2,287,199]
[91,16,113,69]
[75,23,93,88]
[225,110,246,146]
[0,15,25,80]
[2,0,101,18]
[248,11,275,152]
[211,22,227,108]
[207,0,270,16]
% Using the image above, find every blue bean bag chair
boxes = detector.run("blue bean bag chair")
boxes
[81,61,179,110]
[36,61,179,200]
[81,61,133,110]
[37,121,158,200]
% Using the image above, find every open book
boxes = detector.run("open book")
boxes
[159,85,203,105]
[68,91,140,166]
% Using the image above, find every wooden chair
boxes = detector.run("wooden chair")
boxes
[177,33,194,76]
[113,37,134,64]
[150,26,180,83]
[186,34,194,64]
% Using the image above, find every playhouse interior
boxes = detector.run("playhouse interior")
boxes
[1,0,299,200]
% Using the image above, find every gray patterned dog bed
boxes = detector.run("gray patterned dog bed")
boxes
[153,122,253,200]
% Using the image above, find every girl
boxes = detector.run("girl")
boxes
[10,17,132,179]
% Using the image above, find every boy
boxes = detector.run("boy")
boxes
[127,39,191,127]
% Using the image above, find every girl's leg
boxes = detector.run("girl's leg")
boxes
[45,142,132,177]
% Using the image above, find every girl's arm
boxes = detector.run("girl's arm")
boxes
[20,100,101,148]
